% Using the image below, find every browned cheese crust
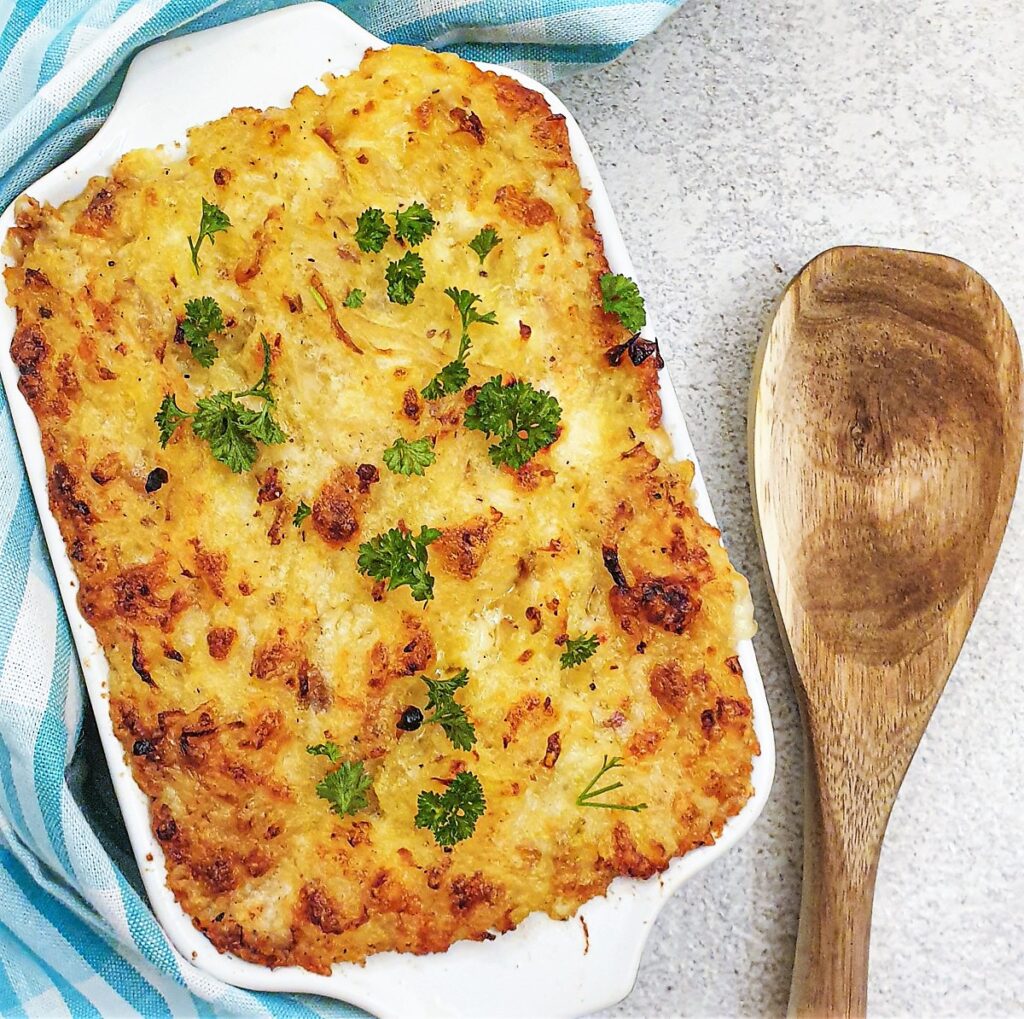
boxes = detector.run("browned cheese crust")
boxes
[4,45,758,972]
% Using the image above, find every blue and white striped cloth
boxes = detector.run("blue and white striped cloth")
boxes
[0,1,684,1015]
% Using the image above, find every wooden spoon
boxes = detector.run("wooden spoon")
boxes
[749,245,1023,1017]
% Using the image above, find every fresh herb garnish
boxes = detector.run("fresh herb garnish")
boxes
[382,436,436,477]
[599,272,646,333]
[421,669,476,750]
[357,525,441,603]
[421,288,496,399]
[393,202,436,246]
[354,208,390,253]
[560,633,599,670]
[343,288,365,309]
[308,749,372,818]
[308,286,328,312]
[385,251,426,305]
[446,286,498,333]
[187,198,230,273]
[306,741,342,763]
[415,771,486,848]
[463,375,562,469]
[576,756,648,813]
[154,335,286,473]
[155,393,192,447]
[421,352,470,400]
[468,227,501,264]
[293,501,311,527]
[181,296,224,367]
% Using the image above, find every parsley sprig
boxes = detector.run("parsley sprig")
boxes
[307,743,372,817]
[187,198,230,273]
[343,288,365,309]
[181,296,224,367]
[463,375,562,469]
[421,669,476,750]
[293,501,311,527]
[560,633,599,669]
[394,202,437,246]
[576,756,648,813]
[468,227,501,264]
[155,335,287,473]
[415,771,486,848]
[382,436,436,476]
[357,525,441,603]
[599,272,646,333]
[354,208,390,253]
[421,288,496,399]
[385,251,426,305]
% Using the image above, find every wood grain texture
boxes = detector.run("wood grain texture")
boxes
[749,246,1024,1018]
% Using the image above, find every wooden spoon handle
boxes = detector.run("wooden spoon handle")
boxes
[789,749,881,1019]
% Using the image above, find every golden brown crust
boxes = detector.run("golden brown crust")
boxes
[5,44,757,971]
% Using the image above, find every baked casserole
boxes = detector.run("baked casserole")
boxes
[4,44,758,972]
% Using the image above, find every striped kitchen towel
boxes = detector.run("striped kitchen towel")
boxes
[0,1,685,1015]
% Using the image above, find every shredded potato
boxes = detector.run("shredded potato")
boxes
[4,44,758,971]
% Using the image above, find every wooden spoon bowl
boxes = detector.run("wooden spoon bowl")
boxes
[749,246,1023,1017]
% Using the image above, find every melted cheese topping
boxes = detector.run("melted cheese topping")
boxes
[5,45,758,971]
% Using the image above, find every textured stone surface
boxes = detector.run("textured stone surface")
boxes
[554,1,1024,1016]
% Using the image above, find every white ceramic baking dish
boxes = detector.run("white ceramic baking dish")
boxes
[0,6,775,1016]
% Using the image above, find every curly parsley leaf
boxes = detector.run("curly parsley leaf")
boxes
[293,501,311,527]
[187,198,230,273]
[463,375,562,469]
[155,394,192,447]
[181,296,224,367]
[576,756,648,813]
[354,207,390,253]
[421,358,470,400]
[343,288,365,309]
[415,771,486,848]
[357,524,441,603]
[422,669,476,750]
[385,250,426,305]
[560,633,599,670]
[306,741,342,763]
[468,227,501,264]
[444,287,497,332]
[154,336,286,473]
[393,202,436,246]
[315,760,373,817]
[599,272,646,333]
[191,392,260,473]
[421,289,496,399]
[382,436,436,477]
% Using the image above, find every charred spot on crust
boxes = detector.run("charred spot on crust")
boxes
[435,509,503,580]
[131,633,156,686]
[604,547,701,637]
[145,467,169,494]
[494,184,554,227]
[257,466,283,504]
[312,465,377,547]
[73,187,117,236]
[51,462,92,520]
[206,626,237,660]
[649,662,708,715]
[606,333,664,370]
[11,323,47,376]
[402,387,422,422]
[601,545,628,589]
[450,107,485,143]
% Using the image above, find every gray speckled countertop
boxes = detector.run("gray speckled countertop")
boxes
[552,1,1024,1016]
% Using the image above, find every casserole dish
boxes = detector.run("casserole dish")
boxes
[0,6,774,1015]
